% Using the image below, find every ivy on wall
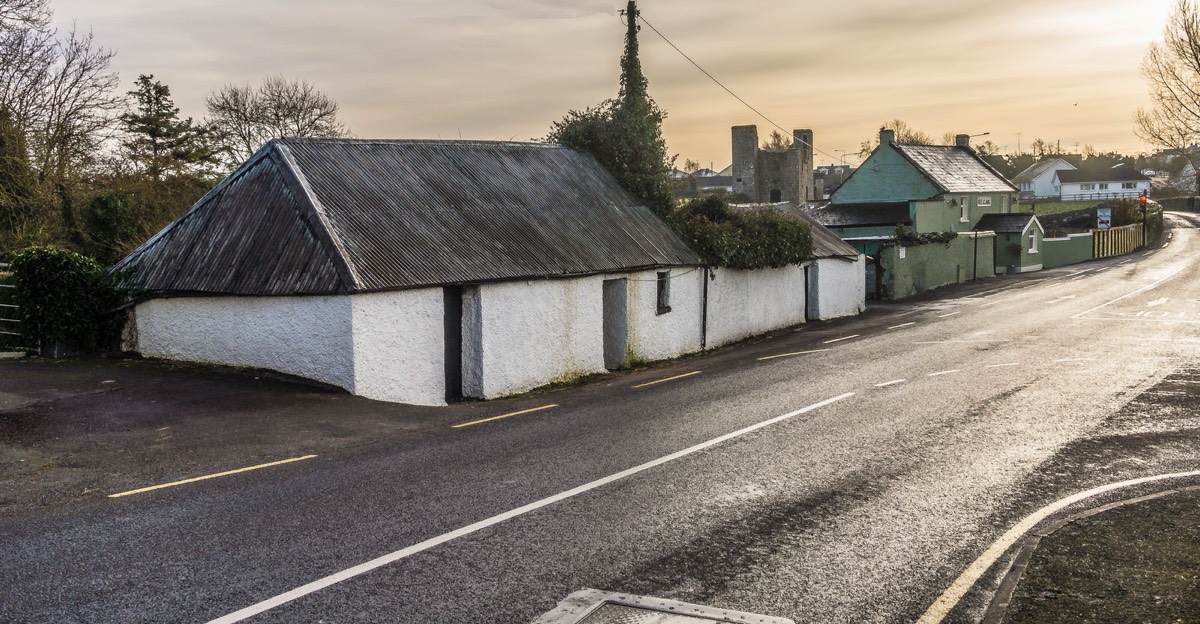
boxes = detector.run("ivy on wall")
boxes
[882,224,957,249]
[669,196,813,270]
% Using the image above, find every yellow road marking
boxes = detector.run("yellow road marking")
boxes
[633,371,701,389]
[823,334,860,344]
[887,322,916,330]
[108,455,318,498]
[453,404,558,429]
[758,348,832,361]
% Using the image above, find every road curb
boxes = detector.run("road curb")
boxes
[980,484,1200,624]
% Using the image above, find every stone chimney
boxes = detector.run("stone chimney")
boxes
[880,128,896,145]
[955,133,970,148]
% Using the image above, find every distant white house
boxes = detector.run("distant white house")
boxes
[1012,158,1075,199]
[1055,165,1151,201]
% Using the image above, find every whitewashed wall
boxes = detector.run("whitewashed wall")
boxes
[133,295,355,392]
[350,288,445,406]
[625,268,703,362]
[705,265,806,348]
[462,277,606,399]
[812,256,866,320]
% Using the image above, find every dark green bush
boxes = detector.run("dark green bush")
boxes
[11,246,125,353]
[885,224,957,248]
[670,196,813,269]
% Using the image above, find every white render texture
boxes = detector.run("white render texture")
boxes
[350,288,445,406]
[705,265,806,349]
[462,278,607,399]
[133,288,448,406]
[812,256,867,320]
[134,295,355,392]
[626,268,703,362]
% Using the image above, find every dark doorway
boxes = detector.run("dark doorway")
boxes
[805,264,819,321]
[602,278,628,370]
[770,189,783,202]
[444,286,463,402]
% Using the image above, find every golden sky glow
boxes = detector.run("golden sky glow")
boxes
[56,0,1178,168]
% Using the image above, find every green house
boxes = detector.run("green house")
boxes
[829,129,1020,235]
[973,213,1044,274]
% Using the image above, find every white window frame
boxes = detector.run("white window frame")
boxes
[1099,183,1109,190]
[959,200,969,222]
[1080,183,1096,191]
[1028,231,1038,254]
[1122,182,1136,189]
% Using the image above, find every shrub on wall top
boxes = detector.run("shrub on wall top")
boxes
[670,197,813,270]
[11,246,126,353]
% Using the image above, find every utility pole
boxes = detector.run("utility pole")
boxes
[1017,133,1022,155]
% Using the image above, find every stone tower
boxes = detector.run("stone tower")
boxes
[730,125,815,205]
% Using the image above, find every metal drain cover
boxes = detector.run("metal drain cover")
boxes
[532,589,795,624]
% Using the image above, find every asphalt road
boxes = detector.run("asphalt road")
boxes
[3,215,1200,624]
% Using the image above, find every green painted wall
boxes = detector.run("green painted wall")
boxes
[879,233,995,300]
[832,146,939,203]
[912,194,1020,233]
[1042,233,1093,269]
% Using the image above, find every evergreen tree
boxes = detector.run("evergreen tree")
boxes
[120,74,217,184]
[547,0,673,214]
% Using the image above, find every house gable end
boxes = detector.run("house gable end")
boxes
[831,144,940,204]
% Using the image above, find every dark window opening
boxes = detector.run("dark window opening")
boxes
[656,271,672,315]
[770,189,782,202]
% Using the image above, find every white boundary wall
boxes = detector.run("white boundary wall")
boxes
[350,288,445,406]
[811,256,866,320]
[133,295,355,392]
[463,278,606,399]
[705,265,806,348]
[626,268,703,362]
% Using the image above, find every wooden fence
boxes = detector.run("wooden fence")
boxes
[1093,223,1142,259]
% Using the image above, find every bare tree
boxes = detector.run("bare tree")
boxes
[0,0,49,32]
[858,119,934,158]
[206,76,348,165]
[1136,0,1200,169]
[0,1,120,182]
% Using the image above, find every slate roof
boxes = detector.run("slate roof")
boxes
[1056,166,1151,184]
[731,202,860,260]
[804,202,911,228]
[113,139,701,296]
[893,144,1018,194]
[1013,158,1075,183]
[973,212,1042,234]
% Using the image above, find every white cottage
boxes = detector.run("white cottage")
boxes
[116,139,854,406]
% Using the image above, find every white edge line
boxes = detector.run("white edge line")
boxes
[874,379,905,388]
[918,470,1200,623]
[984,363,1020,369]
[936,312,961,318]
[206,392,858,624]
[927,370,960,377]
[1071,265,1186,319]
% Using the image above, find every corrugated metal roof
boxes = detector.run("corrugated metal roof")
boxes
[115,139,700,295]
[804,202,912,228]
[894,145,1018,194]
[731,202,860,259]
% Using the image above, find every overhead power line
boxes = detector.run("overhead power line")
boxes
[635,13,843,164]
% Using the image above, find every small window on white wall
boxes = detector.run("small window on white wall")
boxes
[959,201,969,222]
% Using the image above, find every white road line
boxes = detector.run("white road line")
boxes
[206,393,858,624]
[936,311,961,318]
[984,363,1020,368]
[918,470,1200,624]
[927,369,960,377]
[1053,357,1095,363]
[979,301,1000,307]
[874,379,905,388]
[887,322,917,330]
[1071,265,1187,319]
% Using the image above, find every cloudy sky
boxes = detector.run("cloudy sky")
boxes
[54,0,1176,168]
